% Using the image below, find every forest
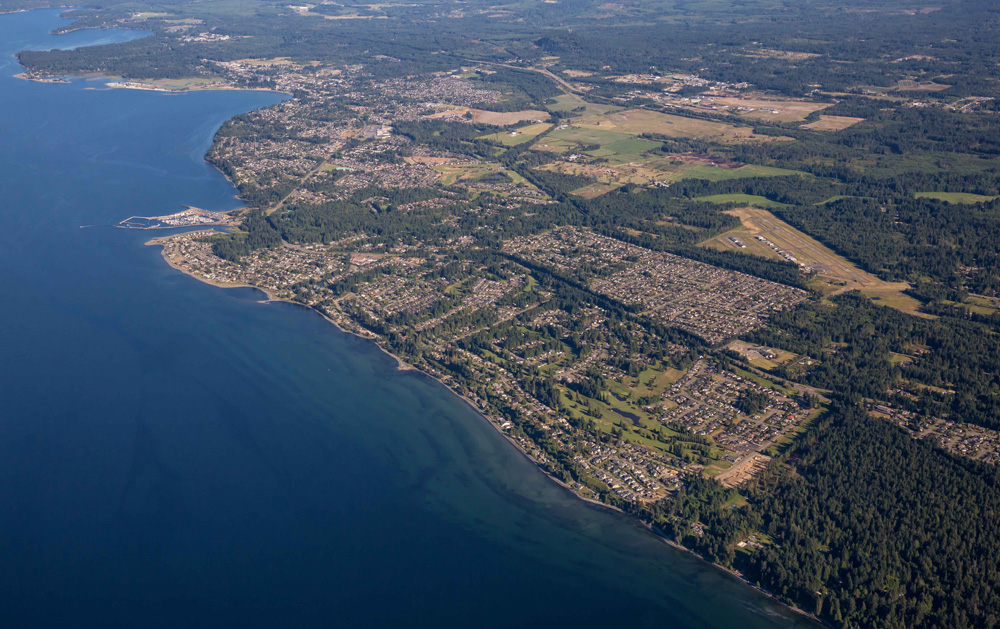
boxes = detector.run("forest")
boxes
[662,405,1000,628]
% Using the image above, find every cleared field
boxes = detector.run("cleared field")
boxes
[709,96,831,123]
[860,288,928,318]
[895,80,950,92]
[727,340,798,370]
[547,93,622,117]
[479,122,553,146]
[745,48,822,61]
[588,137,662,160]
[527,102,800,197]
[431,163,540,196]
[569,108,782,143]
[965,295,1000,315]
[232,57,301,66]
[693,194,790,208]
[431,163,499,185]
[541,160,799,198]
[571,182,622,198]
[915,191,1000,204]
[678,163,799,181]
[701,207,925,316]
[803,115,865,131]
[473,109,548,125]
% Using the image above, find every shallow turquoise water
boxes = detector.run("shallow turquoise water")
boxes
[0,10,818,628]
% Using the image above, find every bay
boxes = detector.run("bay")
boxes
[0,10,818,628]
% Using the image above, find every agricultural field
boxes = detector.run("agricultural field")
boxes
[569,108,783,143]
[529,104,801,197]
[547,93,621,117]
[803,115,866,131]
[915,191,1000,204]
[479,122,552,146]
[544,159,800,198]
[817,150,1000,178]
[693,194,790,208]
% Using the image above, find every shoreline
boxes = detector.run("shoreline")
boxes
[15,70,291,95]
[145,233,822,627]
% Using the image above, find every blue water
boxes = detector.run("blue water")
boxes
[0,10,818,628]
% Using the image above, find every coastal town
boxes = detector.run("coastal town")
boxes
[150,217,819,503]
[11,0,1000,625]
[136,50,1000,514]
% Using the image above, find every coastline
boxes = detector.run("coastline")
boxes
[15,70,291,95]
[145,232,822,627]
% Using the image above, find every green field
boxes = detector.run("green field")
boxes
[679,164,799,182]
[479,122,552,146]
[547,93,621,117]
[915,191,1000,204]
[587,137,662,161]
[693,193,791,208]
[845,151,1000,177]
[546,126,634,148]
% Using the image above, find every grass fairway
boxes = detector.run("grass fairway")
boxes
[915,191,1000,204]
[693,194,790,208]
